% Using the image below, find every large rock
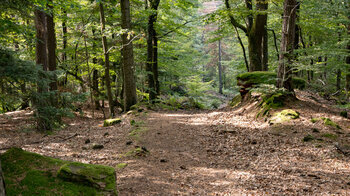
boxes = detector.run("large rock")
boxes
[57,162,116,194]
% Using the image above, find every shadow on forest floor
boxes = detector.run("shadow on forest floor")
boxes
[1,90,350,195]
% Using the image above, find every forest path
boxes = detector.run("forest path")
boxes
[1,92,350,195]
[117,106,350,195]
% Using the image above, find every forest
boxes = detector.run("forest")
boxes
[0,0,349,195]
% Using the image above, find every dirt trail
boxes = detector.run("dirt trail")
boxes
[1,92,350,195]
[118,108,350,195]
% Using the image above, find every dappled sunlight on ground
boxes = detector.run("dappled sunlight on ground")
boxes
[1,91,350,194]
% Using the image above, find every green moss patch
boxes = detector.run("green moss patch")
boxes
[230,94,242,107]
[57,162,116,193]
[311,118,319,123]
[123,147,149,157]
[321,117,341,129]
[257,93,286,117]
[269,109,300,124]
[103,118,122,127]
[0,148,116,195]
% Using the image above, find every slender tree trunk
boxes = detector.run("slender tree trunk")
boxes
[233,26,249,71]
[99,2,115,117]
[60,9,68,87]
[153,33,160,96]
[121,0,137,111]
[336,69,341,91]
[218,39,223,94]
[277,0,297,92]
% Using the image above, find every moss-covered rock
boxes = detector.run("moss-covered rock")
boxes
[229,94,242,107]
[321,117,341,129]
[57,162,116,194]
[236,71,306,96]
[1,148,114,195]
[103,118,122,127]
[269,109,300,124]
[257,93,286,117]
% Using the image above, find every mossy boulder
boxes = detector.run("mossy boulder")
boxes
[57,162,116,194]
[269,109,300,124]
[103,118,122,127]
[1,148,115,195]
[230,94,242,107]
[257,93,286,117]
[236,71,306,96]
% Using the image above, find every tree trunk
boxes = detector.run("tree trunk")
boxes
[34,8,51,131]
[277,0,297,92]
[248,0,268,71]
[121,0,137,111]
[225,0,268,72]
[146,0,160,102]
[46,0,57,92]
[99,2,115,117]
[218,39,223,94]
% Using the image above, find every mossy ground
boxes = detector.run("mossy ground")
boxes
[0,148,112,195]
[58,162,116,192]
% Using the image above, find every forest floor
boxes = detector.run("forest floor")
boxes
[1,90,350,195]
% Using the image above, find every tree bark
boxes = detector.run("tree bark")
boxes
[225,0,268,72]
[46,0,57,92]
[121,0,137,111]
[146,0,160,102]
[99,2,115,117]
[34,7,51,131]
[277,0,297,92]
